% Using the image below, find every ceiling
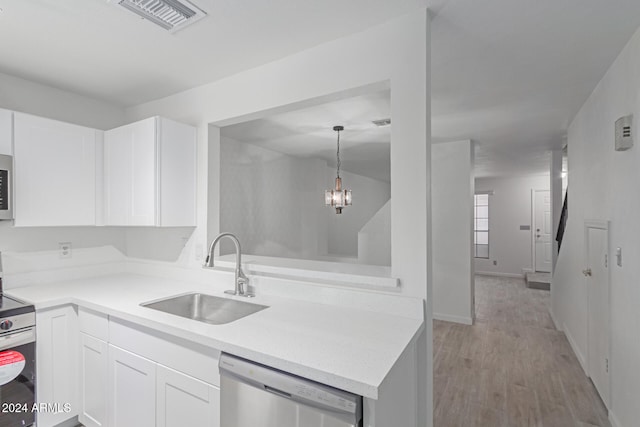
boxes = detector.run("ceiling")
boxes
[0,0,430,106]
[1,0,640,178]
[431,0,640,177]
[221,91,391,182]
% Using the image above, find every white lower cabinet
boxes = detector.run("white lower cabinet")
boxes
[108,344,156,427]
[157,365,220,427]
[79,333,108,427]
[36,305,79,427]
[75,317,222,427]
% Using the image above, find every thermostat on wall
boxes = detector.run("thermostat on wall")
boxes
[615,114,633,151]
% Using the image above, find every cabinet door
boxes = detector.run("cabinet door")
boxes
[157,364,219,427]
[13,113,96,226]
[104,117,156,226]
[0,109,11,155]
[80,334,108,427]
[36,306,79,427]
[157,117,196,226]
[108,345,155,427]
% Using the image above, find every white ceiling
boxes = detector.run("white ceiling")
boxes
[431,0,640,178]
[221,90,391,182]
[0,0,429,106]
[2,0,640,178]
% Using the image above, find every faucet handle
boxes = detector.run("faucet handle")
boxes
[237,276,254,298]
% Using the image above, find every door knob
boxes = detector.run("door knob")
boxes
[582,268,592,277]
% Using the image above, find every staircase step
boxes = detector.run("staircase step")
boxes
[526,272,551,291]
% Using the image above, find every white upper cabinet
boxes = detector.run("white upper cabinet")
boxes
[13,113,97,226]
[104,117,196,227]
[0,109,11,155]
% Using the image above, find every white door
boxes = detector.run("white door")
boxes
[80,334,108,427]
[36,306,79,427]
[108,345,156,427]
[585,222,610,407]
[534,190,552,272]
[13,113,97,226]
[157,364,220,427]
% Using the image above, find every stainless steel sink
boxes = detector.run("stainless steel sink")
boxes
[141,293,268,325]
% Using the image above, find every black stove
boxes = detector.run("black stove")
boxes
[0,295,35,319]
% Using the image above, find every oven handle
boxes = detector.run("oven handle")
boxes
[0,328,35,351]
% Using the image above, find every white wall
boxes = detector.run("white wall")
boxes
[358,200,391,266]
[125,11,431,425]
[0,71,126,130]
[475,174,549,277]
[0,72,128,255]
[432,140,474,324]
[552,25,640,427]
[219,136,329,259]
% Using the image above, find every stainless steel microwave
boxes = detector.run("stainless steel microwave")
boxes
[0,154,13,220]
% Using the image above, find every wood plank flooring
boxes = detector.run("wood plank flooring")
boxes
[434,275,610,427]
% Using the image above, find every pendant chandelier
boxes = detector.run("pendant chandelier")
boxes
[325,125,352,214]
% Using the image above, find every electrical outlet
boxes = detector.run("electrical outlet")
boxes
[59,242,72,259]
[493,260,497,266]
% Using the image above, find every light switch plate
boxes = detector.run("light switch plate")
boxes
[616,247,622,267]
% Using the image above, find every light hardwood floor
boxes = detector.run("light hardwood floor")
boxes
[434,275,610,427]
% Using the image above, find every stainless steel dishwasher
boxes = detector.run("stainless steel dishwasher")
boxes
[219,353,363,427]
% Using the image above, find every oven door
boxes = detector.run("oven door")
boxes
[0,328,36,427]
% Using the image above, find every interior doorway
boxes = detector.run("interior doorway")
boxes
[533,190,552,272]
[584,220,611,408]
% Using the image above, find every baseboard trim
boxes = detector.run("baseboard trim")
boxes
[563,322,588,374]
[433,313,473,325]
[475,271,524,279]
[549,308,562,331]
[609,410,622,427]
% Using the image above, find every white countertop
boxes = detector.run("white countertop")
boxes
[7,273,423,399]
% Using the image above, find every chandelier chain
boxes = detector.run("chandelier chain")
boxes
[336,129,341,178]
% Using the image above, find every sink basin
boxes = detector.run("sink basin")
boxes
[141,293,268,325]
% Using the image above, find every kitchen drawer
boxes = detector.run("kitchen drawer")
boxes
[79,307,109,341]
[108,318,220,386]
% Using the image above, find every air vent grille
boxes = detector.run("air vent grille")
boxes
[115,0,206,33]
[372,118,391,127]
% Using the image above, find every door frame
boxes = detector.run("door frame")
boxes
[584,219,611,409]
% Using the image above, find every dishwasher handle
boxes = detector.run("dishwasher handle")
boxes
[264,384,292,399]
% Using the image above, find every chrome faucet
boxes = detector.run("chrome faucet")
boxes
[204,233,253,297]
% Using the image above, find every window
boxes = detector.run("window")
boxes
[474,194,489,258]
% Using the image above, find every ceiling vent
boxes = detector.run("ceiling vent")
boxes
[113,0,206,33]
[372,118,391,127]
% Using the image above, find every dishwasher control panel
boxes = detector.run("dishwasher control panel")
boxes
[294,383,357,412]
